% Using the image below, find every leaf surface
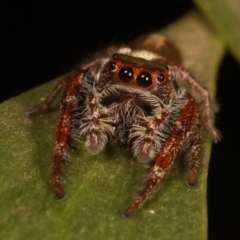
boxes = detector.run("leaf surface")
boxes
[194,0,240,62]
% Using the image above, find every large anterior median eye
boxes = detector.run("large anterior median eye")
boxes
[118,67,134,83]
[136,72,152,87]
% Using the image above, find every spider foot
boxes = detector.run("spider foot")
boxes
[123,209,133,218]
[26,104,48,117]
[187,178,196,187]
[56,190,65,200]
[123,203,138,218]
[55,184,65,199]
[209,126,222,143]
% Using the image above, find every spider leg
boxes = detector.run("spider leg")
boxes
[187,122,202,186]
[124,95,200,217]
[168,65,220,142]
[53,73,83,199]
[26,76,70,116]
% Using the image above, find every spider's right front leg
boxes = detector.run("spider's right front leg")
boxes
[54,73,83,199]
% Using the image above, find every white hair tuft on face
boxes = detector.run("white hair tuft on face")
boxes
[130,50,160,61]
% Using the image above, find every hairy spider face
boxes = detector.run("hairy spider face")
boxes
[76,50,187,163]
[28,34,219,217]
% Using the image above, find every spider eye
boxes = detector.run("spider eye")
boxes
[136,72,152,88]
[109,62,117,72]
[157,73,165,83]
[118,67,134,83]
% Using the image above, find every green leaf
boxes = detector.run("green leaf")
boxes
[194,0,240,62]
[0,11,225,240]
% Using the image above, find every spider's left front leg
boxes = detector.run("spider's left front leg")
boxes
[124,95,201,217]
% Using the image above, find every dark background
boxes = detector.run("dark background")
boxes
[1,1,239,239]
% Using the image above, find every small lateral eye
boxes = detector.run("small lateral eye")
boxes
[136,72,152,88]
[157,73,165,83]
[109,62,117,72]
[118,67,134,83]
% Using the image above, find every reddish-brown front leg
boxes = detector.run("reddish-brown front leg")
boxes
[53,73,83,199]
[124,95,200,217]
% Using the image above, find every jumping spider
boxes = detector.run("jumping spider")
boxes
[28,34,220,217]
